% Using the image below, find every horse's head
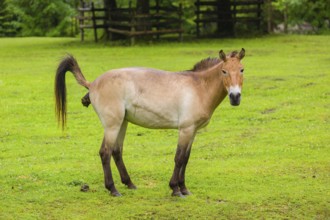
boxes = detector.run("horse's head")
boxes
[219,48,245,106]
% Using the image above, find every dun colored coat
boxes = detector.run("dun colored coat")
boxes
[55,49,245,197]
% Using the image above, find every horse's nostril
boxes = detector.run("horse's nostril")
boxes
[230,93,240,100]
[229,93,241,106]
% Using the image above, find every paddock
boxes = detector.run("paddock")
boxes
[0,36,329,219]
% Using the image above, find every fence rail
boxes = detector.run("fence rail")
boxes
[195,0,264,37]
[77,2,107,42]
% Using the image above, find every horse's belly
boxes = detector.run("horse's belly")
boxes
[125,106,179,129]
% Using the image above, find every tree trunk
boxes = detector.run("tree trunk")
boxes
[103,0,117,24]
[103,0,117,9]
[284,2,288,33]
[267,0,273,33]
[217,0,234,36]
[136,0,150,14]
[136,0,150,32]
[103,0,118,39]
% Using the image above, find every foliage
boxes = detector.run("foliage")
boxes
[0,0,19,36]
[171,0,196,34]
[1,0,329,37]
[4,0,77,37]
[0,36,329,219]
[271,0,330,31]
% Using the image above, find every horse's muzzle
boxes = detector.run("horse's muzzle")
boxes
[229,93,241,106]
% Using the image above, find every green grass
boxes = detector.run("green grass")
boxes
[0,35,329,219]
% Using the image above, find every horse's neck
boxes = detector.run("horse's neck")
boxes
[199,62,228,111]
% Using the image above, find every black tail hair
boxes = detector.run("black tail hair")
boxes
[54,55,90,129]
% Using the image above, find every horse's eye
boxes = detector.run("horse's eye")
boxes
[222,70,227,75]
[240,69,244,74]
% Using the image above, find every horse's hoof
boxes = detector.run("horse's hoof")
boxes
[181,189,192,196]
[111,191,122,197]
[172,191,185,198]
[127,183,137,189]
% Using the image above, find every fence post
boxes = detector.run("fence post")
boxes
[79,0,85,41]
[257,0,262,30]
[91,2,98,42]
[196,0,200,37]
[156,0,160,40]
[179,3,183,42]
[129,1,135,46]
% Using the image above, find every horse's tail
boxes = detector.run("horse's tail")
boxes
[55,54,90,129]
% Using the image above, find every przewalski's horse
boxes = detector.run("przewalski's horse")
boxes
[55,49,245,197]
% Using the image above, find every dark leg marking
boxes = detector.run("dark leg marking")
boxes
[169,146,187,197]
[178,148,192,195]
[112,121,136,190]
[99,137,121,197]
[113,149,136,189]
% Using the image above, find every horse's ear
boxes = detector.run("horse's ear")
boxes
[238,48,245,60]
[219,50,227,61]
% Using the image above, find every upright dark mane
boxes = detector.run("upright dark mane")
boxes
[191,57,220,72]
[191,50,240,72]
[229,50,239,57]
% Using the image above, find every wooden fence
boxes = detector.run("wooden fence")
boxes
[195,0,264,36]
[77,1,183,45]
[77,2,106,42]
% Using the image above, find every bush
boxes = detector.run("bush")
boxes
[0,0,20,36]
[270,0,330,33]
[4,0,77,37]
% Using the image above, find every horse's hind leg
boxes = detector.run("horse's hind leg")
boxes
[112,120,136,189]
[99,136,120,196]
[99,123,123,197]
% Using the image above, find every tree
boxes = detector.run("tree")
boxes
[0,0,19,36]
[270,0,330,33]
[5,0,77,37]
[216,0,234,36]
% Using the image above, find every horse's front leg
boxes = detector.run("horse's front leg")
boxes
[169,128,196,197]
[178,147,192,195]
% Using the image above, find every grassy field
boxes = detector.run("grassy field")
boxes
[0,35,329,219]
